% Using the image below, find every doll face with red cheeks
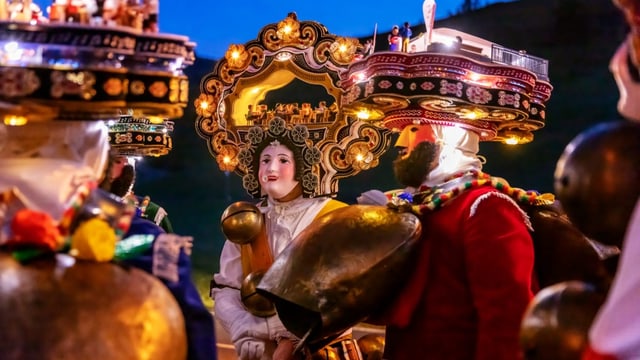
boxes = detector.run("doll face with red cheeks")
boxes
[258,143,300,201]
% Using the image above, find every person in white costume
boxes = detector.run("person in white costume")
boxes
[211,118,362,360]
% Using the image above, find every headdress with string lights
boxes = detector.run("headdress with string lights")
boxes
[195,13,392,197]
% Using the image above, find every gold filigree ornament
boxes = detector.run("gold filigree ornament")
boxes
[276,15,301,45]
[225,45,251,71]
[329,37,360,65]
[195,14,392,197]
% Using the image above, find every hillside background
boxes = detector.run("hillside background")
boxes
[133,0,629,287]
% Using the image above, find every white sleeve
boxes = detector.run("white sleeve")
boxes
[589,199,640,357]
[211,241,293,344]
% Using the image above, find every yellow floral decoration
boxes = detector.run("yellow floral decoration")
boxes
[70,218,118,262]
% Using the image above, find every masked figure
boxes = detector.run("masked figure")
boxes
[359,122,539,360]
[211,118,362,360]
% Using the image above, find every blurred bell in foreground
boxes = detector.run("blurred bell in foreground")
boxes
[520,281,606,360]
[0,252,187,359]
[554,120,640,248]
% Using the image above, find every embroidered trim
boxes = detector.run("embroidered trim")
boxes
[469,192,533,231]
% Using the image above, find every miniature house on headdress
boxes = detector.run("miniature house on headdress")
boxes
[194,13,393,197]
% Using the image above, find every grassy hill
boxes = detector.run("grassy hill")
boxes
[134,0,629,287]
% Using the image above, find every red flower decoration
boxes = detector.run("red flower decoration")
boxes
[9,209,63,251]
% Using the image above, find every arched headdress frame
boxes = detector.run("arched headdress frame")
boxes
[238,117,321,198]
[194,13,392,196]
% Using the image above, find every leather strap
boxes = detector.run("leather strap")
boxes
[240,213,273,277]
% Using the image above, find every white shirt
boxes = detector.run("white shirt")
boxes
[212,196,339,359]
[589,198,640,358]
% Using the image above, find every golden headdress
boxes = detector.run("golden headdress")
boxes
[195,13,392,196]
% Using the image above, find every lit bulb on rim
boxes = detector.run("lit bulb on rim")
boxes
[3,115,27,126]
[356,109,370,120]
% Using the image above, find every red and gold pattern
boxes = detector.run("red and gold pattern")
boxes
[341,50,552,144]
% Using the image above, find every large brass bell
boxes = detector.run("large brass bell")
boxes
[241,270,276,317]
[520,281,606,360]
[0,252,187,359]
[310,347,341,360]
[220,201,264,245]
[554,121,640,248]
[257,204,422,346]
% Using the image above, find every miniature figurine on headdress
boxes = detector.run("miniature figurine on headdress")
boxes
[388,25,401,51]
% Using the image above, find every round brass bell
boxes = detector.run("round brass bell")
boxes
[554,121,640,248]
[520,281,605,360]
[220,201,264,245]
[357,334,385,360]
[0,252,187,359]
[241,270,276,317]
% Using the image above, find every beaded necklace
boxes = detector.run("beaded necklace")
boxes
[389,170,554,215]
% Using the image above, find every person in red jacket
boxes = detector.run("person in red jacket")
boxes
[360,121,537,360]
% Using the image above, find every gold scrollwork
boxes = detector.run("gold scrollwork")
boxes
[225,44,251,71]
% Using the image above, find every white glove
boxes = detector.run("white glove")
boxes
[236,338,265,360]
[610,35,640,122]
[356,189,389,205]
[266,315,295,342]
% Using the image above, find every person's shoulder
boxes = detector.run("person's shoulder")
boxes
[327,198,348,207]
[312,197,348,219]
[126,216,165,237]
[457,183,522,210]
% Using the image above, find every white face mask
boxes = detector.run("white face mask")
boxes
[258,144,300,200]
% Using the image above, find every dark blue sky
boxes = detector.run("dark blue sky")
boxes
[31,0,508,60]
[160,0,506,59]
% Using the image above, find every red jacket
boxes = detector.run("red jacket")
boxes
[382,186,536,360]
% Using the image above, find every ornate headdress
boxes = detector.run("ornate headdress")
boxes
[0,21,194,125]
[107,114,175,157]
[340,27,553,145]
[195,14,392,197]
